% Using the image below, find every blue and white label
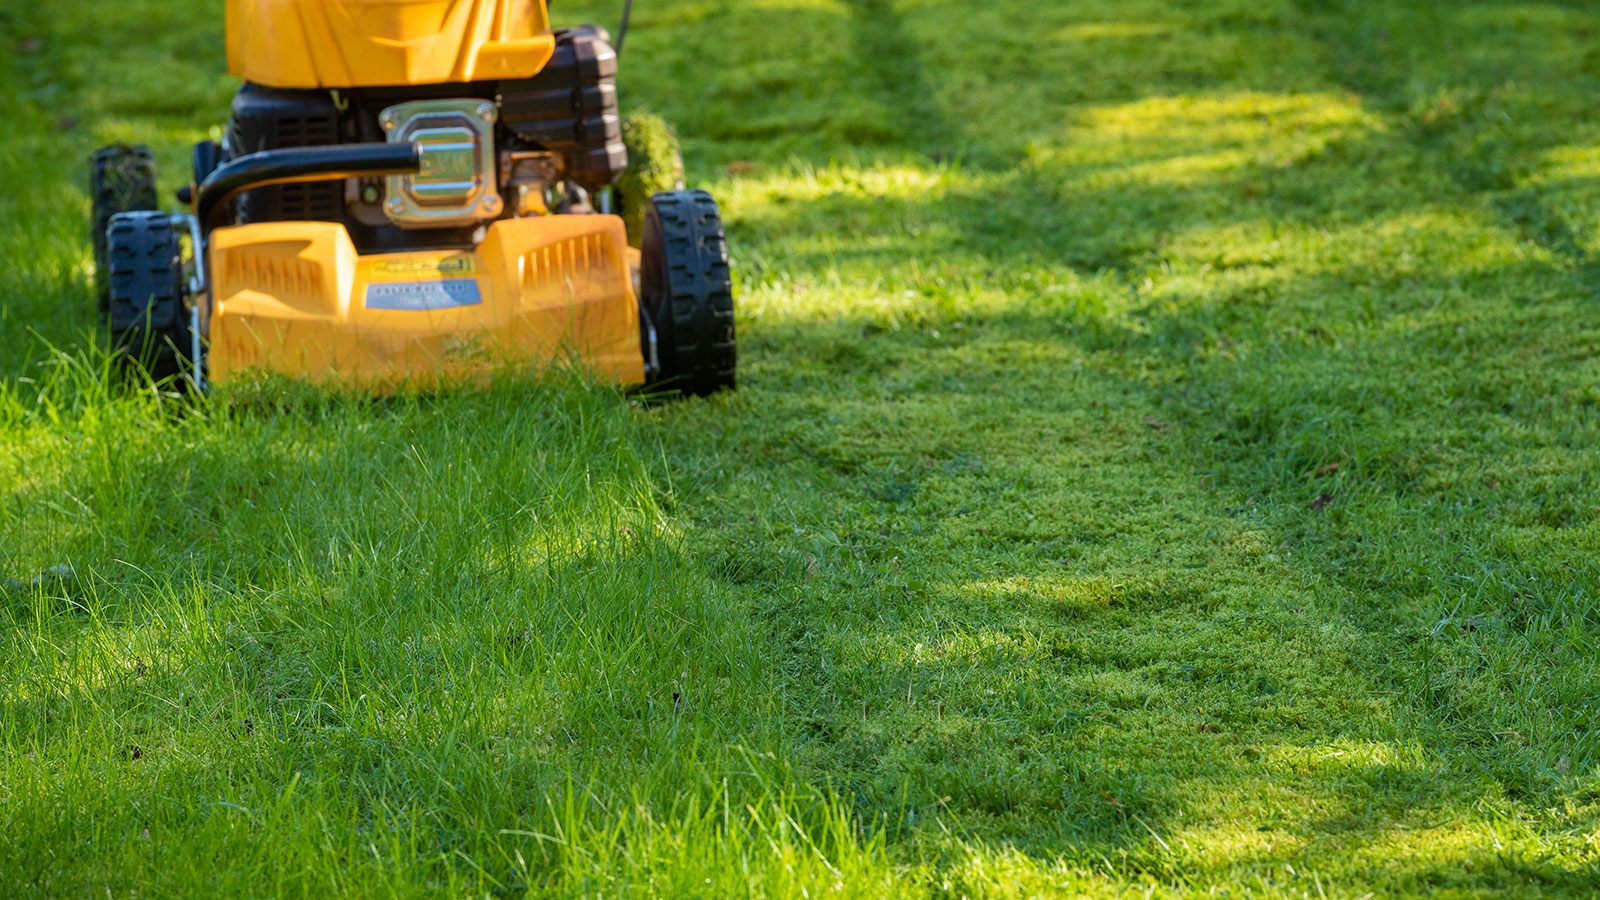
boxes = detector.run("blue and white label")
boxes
[365,279,483,311]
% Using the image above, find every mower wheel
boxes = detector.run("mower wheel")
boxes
[91,145,158,312]
[106,211,191,382]
[641,189,735,396]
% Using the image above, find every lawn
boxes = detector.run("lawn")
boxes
[4,0,1600,896]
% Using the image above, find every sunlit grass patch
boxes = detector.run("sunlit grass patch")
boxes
[1071,92,1375,158]
[1047,22,1176,42]
[1526,144,1600,187]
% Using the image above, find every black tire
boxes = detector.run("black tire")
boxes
[91,145,158,312]
[107,211,190,381]
[641,190,735,396]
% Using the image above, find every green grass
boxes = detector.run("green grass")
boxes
[5,0,1600,895]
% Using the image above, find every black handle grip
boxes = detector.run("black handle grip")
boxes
[196,143,422,230]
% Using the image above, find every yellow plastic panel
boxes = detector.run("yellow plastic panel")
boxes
[208,217,643,389]
[226,0,555,89]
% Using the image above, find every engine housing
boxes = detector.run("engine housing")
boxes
[219,27,627,252]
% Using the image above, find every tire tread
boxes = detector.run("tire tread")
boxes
[107,210,189,380]
[91,145,158,312]
[642,189,736,395]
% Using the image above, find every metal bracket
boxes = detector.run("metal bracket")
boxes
[380,98,502,228]
[171,212,207,391]
[637,300,660,378]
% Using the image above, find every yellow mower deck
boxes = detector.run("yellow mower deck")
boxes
[207,215,644,389]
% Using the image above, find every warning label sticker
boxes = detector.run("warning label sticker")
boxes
[369,256,476,281]
[365,279,483,311]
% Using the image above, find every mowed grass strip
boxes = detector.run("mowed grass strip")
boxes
[4,0,1600,896]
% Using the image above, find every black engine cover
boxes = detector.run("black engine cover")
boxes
[217,25,627,247]
[498,26,627,193]
[227,84,344,224]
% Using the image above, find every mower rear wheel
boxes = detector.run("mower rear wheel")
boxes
[640,190,735,396]
[106,211,190,381]
[91,145,158,312]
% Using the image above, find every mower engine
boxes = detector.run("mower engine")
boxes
[226,26,624,248]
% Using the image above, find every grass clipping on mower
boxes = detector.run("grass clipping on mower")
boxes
[618,112,684,245]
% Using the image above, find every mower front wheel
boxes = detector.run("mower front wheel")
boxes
[106,211,191,382]
[640,190,735,396]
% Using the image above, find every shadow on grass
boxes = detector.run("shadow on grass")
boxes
[638,0,1600,883]
[660,249,1600,884]
[841,0,968,162]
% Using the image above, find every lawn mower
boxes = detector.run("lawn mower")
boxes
[89,0,734,395]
